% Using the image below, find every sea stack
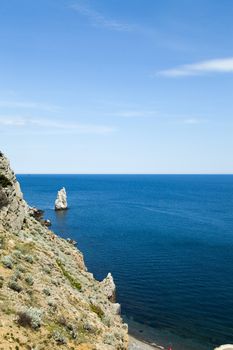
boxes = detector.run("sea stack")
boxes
[55,187,68,210]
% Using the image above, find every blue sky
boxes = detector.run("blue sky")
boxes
[0,0,233,173]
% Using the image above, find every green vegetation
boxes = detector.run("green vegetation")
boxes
[16,265,26,273]
[0,189,8,209]
[1,305,15,315]
[90,303,104,319]
[1,255,14,269]
[56,259,82,291]
[25,275,34,286]
[0,276,4,288]
[43,288,51,296]
[0,237,6,250]
[52,330,67,344]
[8,280,23,293]
[24,254,34,264]
[17,307,43,329]
[0,174,12,187]
[15,242,35,255]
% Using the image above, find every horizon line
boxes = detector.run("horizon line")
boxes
[16,173,233,176]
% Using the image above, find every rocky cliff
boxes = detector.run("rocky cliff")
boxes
[0,152,28,232]
[0,152,128,350]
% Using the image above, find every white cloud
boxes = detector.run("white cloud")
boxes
[70,3,132,31]
[157,57,233,77]
[110,110,158,118]
[183,118,205,125]
[0,118,26,126]
[0,101,60,112]
[0,117,115,134]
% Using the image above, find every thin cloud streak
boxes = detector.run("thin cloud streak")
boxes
[0,117,115,134]
[0,100,60,112]
[157,57,233,77]
[183,118,206,125]
[110,110,158,118]
[70,3,133,31]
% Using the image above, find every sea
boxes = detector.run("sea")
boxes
[17,174,233,350]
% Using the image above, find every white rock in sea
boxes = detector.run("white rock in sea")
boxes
[55,187,68,210]
[214,346,233,350]
[101,272,116,302]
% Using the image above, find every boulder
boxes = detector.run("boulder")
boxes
[55,187,68,211]
[29,207,44,220]
[67,238,77,245]
[29,207,51,227]
[43,219,52,227]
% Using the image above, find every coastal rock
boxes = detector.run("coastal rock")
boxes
[29,207,51,227]
[112,302,121,315]
[55,187,68,210]
[101,272,116,302]
[43,219,52,227]
[66,237,77,245]
[29,207,44,220]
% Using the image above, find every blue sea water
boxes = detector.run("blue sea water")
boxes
[18,175,233,350]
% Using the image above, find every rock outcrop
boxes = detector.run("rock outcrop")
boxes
[55,187,68,210]
[0,152,128,349]
[101,272,116,303]
[29,206,52,227]
[0,152,28,232]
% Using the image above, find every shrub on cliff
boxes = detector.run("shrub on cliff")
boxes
[24,254,34,264]
[0,237,6,250]
[1,255,14,269]
[8,280,23,293]
[17,307,43,329]
[0,189,8,209]
[52,330,67,344]
[90,303,104,319]
[25,275,34,286]
[0,276,4,288]
[0,174,12,188]
[56,259,82,290]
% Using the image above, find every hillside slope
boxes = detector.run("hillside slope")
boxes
[0,152,128,350]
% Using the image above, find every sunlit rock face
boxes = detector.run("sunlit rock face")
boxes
[0,152,28,232]
[55,187,68,210]
[101,272,116,302]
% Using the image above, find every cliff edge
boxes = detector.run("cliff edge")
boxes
[0,152,128,349]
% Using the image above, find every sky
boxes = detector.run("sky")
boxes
[0,0,233,174]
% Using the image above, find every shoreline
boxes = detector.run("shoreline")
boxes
[125,316,210,350]
[129,335,163,350]
[125,317,167,350]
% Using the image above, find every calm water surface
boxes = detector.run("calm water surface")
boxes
[18,175,233,350]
